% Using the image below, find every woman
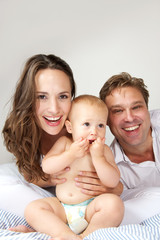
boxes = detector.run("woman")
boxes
[2,54,119,217]
[3,54,75,187]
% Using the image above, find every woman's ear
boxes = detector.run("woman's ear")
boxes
[65,120,72,134]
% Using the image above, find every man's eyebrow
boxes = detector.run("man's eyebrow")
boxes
[110,101,145,109]
[110,105,122,109]
[131,101,145,105]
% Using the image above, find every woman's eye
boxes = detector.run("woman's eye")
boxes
[59,94,68,99]
[37,94,46,100]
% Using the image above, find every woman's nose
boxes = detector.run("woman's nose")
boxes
[48,99,59,114]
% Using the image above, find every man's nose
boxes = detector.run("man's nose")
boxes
[124,109,134,122]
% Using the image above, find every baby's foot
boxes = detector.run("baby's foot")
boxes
[9,225,33,233]
[49,235,82,240]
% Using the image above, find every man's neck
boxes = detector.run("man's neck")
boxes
[125,147,155,163]
[119,135,155,163]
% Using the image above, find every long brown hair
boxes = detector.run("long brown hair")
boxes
[2,54,76,182]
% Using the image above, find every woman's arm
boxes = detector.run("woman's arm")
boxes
[31,171,68,187]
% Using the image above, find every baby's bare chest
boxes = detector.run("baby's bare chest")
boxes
[70,154,95,172]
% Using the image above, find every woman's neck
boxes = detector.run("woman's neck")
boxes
[40,127,70,155]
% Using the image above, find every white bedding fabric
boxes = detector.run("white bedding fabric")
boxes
[0,209,160,240]
[0,162,54,218]
[0,162,160,227]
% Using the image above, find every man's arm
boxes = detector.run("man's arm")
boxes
[75,171,123,196]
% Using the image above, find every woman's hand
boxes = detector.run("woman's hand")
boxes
[32,167,70,188]
[74,170,123,196]
[48,167,70,186]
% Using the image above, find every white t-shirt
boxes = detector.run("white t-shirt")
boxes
[110,109,160,190]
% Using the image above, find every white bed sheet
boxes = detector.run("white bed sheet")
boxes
[0,162,54,217]
[0,209,160,240]
[0,162,160,225]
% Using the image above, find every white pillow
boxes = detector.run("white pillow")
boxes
[0,162,54,217]
[121,187,160,225]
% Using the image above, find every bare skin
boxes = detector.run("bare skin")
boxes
[9,99,124,238]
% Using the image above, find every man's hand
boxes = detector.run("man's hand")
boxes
[75,170,123,196]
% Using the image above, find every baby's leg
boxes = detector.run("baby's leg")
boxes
[9,225,33,233]
[81,193,124,238]
[25,197,82,240]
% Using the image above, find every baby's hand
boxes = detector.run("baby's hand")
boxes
[70,138,89,159]
[89,137,105,158]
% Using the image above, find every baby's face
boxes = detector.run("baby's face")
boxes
[70,102,108,142]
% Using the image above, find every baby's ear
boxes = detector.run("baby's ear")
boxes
[65,120,72,134]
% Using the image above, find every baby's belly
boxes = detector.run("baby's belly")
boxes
[56,180,93,205]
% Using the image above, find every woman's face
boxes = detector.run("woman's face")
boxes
[35,69,72,135]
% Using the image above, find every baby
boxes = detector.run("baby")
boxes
[13,95,124,240]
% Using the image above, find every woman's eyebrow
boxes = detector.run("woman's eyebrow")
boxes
[59,91,70,94]
[36,91,48,94]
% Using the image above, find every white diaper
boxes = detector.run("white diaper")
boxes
[61,198,94,234]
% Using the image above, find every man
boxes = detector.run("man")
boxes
[99,72,160,224]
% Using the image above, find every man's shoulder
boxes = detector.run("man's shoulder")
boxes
[110,138,118,150]
[150,109,160,127]
[150,108,160,116]
[109,139,124,163]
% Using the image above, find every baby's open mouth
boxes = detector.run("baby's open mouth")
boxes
[89,140,95,144]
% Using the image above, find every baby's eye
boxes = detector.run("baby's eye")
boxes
[99,124,104,128]
[84,122,90,127]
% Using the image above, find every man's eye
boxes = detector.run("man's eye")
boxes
[84,122,90,127]
[133,105,141,110]
[112,109,123,114]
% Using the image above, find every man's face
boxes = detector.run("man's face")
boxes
[105,87,151,148]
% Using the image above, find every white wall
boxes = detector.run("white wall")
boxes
[1,0,160,163]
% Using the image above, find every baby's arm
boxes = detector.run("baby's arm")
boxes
[90,138,120,188]
[42,136,89,175]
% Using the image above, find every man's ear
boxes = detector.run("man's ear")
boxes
[65,120,72,134]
